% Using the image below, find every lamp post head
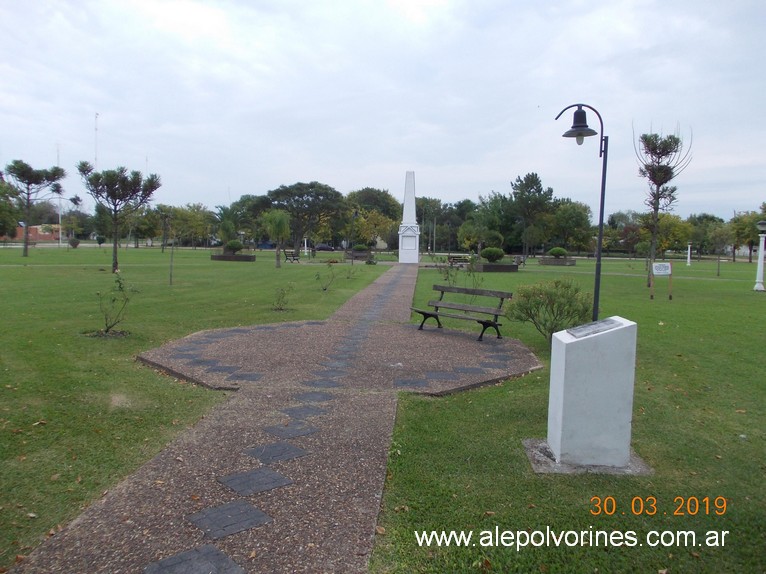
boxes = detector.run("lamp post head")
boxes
[562,106,598,145]
[757,220,766,233]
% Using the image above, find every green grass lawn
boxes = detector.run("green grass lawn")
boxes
[371,258,765,573]
[0,246,387,569]
[1,249,763,573]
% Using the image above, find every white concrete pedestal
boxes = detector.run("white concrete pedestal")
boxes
[547,316,637,467]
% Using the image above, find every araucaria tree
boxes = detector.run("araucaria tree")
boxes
[3,160,67,257]
[78,161,161,273]
[635,131,692,279]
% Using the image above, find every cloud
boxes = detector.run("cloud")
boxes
[1,0,764,219]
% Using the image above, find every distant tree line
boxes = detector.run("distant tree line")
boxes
[2,143,764,264]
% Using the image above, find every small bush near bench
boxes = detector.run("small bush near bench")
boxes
[505,278,591,341]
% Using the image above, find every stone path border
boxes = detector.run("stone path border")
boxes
[13,264,541,574]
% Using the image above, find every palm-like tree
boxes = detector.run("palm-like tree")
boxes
[261,209,291,268]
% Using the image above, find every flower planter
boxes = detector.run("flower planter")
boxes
[475,263,519,272]
[539,257,576,266]
[211,254,256,262]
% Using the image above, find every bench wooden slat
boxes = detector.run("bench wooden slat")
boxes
[433,284,513,299]
[426,300,504,316]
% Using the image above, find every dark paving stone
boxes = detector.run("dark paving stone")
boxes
[218,467,293,496]
[172,344,206,352]
[302,379,340,389]
[168,352,199,360]
[320,360,349,369]
[187,500,271,539]
[482,362,508,369]
[454,366,486,374]
[226,372,262,382]
[252,325,276,331]
[144,544,244,574]
[281,405,327,419]
[197,332,237,341]
[187,358,220,367]
[312,369,346,378]
[424,371,460,380]
[263,420,318,439]
[294,391,335,403]
[246,441,308,464]
[205,365,240,374]
[483,354,513,361]
[394,379,428,388]
[305,321,324,326]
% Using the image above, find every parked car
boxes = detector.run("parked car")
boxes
[315,243,335,251]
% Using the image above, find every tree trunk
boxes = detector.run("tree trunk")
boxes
[112,217,120,273]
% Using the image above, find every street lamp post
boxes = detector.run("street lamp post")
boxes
[687,242,692,266]
[754,220,766,292]
[555,104,609,321]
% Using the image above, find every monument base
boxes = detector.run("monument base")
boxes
[522,438,653,476]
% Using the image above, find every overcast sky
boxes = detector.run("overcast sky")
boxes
[1,0,764,222]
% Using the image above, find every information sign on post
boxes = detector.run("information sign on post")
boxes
[650,262,673,300]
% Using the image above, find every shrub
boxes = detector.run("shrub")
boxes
[480,247,505,263]
[547,247,568,258]
[224,239,244,254]
[505,279,591,341]
[96,273,137,335]
[352,244,369,251]
[68,238,80,249]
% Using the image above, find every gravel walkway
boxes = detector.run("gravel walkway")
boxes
[13,263,541,574]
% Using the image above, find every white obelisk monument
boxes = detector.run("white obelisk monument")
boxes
[398,171,420,264]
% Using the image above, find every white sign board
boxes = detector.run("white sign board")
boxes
[652,262,672,276]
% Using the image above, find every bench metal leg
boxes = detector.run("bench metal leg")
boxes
[416,313,442,330]
[476,321,502,341]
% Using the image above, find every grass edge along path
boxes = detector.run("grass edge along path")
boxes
[0,247,387,571]
[371,260,765,574]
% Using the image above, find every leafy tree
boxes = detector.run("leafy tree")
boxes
[175,203,214,247]
[686,213,724,258]
[730,211,762,262]
[510,173,554,257]
[0,176,20,238]
[416,197,446,252]
[261,209,291,268]
[3,160,68,256]
[457,218,503,253]
[78,161,161,272]
[348,187,401,221]
[709,222,733,276]
[655,213,692,255]
[230,194,272,238]
[354,209,397,248]
[551,201,592,252]
[268,182,344,249]
[635,131,692,280]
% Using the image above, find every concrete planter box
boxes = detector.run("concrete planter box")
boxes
[539,257,576,266]
[211,253,256,262]
[476,263,519,272]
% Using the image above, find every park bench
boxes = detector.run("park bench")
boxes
[346,250,370,261]
[283,249,300,262]
[410,284,513,341]
[447,254,472,267]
